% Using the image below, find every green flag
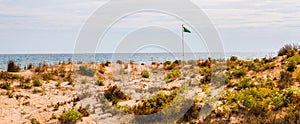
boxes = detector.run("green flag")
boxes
[183,26,191,33]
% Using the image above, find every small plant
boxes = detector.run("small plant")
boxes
[59,109,82,123]
[79,66,95,77]
[78,106,90,117]
[278,44,299,57]
[80,78,88,84]
[279,71,293,89]
[33,88,43,93]
[238,78,252,89]
[165,68,181,83]
[7,60,20,72]
[33,79,42,87]
[0,82,11,90]
[53,103,59,111]
[23,83,32,89]
[30,118,40,124]
[232,68,247,78]
[104,85,130,105]
[6,91,14,98]
[96,78,104,86]
[230,56,238,61]
[51,113,57,119]
[201,84,209,94]
[55,81,62,87]
[287,59,297,72]
[141,70,150,78]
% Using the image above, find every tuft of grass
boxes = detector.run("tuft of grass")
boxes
[79,66,95,77]
[279,71,293,89]
[59,109,82,123]
[0,82,12,90]
[230,56,238,61]
[237,78,252,89]
[6,91,14,98]
[80,78,88,84]
[141,70,150,78]
[165,68,181,83]
[96,78,104,86]
[33,79,42,87]
[278,44,299,57]
[30,118,40,124]
[7,60,20,72]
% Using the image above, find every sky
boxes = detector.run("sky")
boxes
[0,0,300,54]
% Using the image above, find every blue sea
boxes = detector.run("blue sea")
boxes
[0,52,276,71]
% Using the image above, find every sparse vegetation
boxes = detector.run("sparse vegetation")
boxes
[141,70,150,78]
[30,118,40,124]
[165,68,181,83]
[278,44,299,57]
[79,66,95,77]
[96,78,104,86]
[32,79,42,87]
[59,109,82,123]
[7,60,20,72]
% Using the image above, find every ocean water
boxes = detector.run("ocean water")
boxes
[0,52,276,71]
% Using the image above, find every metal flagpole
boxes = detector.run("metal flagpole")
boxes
[182,24,184,67]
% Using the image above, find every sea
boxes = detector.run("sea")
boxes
[0,52,276,71]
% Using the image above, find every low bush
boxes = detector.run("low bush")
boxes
[278,44,299,57]
[237,78,252,89]
[30,118,40,124]
[7,60,20,72]
[0,82,11,90]
[59,109,82,123]
[104,85,130,105]
[230,56,238,61]
[165,68,181,83]
[279,71,293,89]
[141,70,150,78]
[33,79,42,87]
[96,78,104,86]
[79,66,95,77]
[232,68,247,78]
[130,91,176,115]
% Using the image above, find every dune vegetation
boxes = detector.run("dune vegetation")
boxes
[0,44,299,123]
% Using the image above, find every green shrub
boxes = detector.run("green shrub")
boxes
[130,91,176,115]
[141,70,150,78]
[262,62,276,70]
[237,78,252,89]
[23,83,32,89]
[201,84,209,94]
[294,68,300,81]
[278,44,299,57]
[30,118,40,124]
[7,60,20,72]
[165,68,181,83]
[0,82,11,90]
[80,78,87,84]
[96,78,104,86]
[232,68,247,78]
[104,85,130,105]
[42,72,53,81]
[78,106,90,117]
[235,88,283,114]
[287,59,297,72]
[59,109,82,123]
[53,103,59,111]
[230,56,238,61]
[6,91,13,98]
[279,71,293,89]
[79,66,95,77]
[33,79,42,87]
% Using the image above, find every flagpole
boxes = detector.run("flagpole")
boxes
[182,24,184,67]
